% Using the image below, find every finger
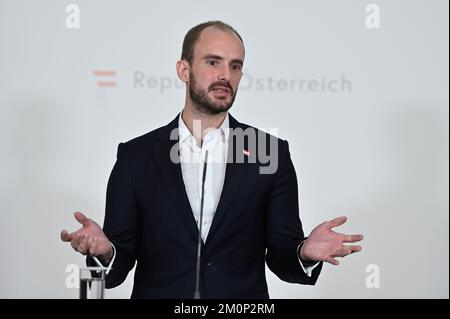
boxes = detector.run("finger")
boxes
[343,234,364,243]
[69,231,83,249]
[70,238,78,251]
[350,245,362,254]
[72,233,86,253]
[74,211,90,227]
[77,234,90,255]
[335,245,362,257]
[76,232,85,246]
[328,216,347,229]
[325,256,340,266]
[60,229,73,242]
[334,247,351,257]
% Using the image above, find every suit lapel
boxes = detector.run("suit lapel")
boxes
[152,114,199,242]
[207,115,251,243]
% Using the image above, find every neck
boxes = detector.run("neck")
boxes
[181,103,227,147]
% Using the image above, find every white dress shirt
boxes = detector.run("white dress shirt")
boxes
[178,112,229,242]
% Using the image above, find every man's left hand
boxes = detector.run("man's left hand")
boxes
[300,216,364,265]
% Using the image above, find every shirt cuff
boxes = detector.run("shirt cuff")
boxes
[91,242,116,275]
[297,240,320,277]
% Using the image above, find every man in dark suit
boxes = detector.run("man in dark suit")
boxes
[61,21,363,298]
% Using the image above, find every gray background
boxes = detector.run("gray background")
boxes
[0,0,448,298]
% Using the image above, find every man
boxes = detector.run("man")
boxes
[61,21,363,298]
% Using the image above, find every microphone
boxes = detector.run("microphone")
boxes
[193,150,208,299]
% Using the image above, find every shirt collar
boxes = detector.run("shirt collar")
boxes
[178,111,229,144]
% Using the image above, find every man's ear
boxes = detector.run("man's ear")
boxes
[176,60,190,83]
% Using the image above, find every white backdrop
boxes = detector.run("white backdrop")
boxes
[0,0,448,298]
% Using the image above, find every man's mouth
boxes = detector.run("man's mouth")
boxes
[211,86,231,94]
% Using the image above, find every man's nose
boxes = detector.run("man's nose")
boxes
[218,65,231,82]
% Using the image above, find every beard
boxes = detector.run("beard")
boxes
[189,71,237,115]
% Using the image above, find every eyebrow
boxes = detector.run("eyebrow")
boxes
[202,54,243,66]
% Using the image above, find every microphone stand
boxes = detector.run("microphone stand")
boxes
[194,150,208,299]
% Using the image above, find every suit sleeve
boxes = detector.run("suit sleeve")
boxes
[87,142,141,288]
[265,139,323,284]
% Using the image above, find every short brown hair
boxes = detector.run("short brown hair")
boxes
[181,21,244,65]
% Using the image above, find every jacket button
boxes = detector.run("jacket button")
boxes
[206,260,214,266]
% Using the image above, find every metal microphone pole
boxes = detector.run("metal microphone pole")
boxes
[194,150,208,299]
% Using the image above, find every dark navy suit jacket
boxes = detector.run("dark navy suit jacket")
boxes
[92,113,322,298]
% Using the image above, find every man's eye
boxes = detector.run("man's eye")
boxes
[232,64,242,70]
[208,60,217,66]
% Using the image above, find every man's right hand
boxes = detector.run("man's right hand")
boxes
[60,211,113,263]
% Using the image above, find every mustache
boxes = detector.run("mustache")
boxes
[208,81,233,94]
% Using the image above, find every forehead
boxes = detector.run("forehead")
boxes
[194,27,245,60]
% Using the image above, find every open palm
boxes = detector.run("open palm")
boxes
[60,211,113,262]
[300,216,363,265]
